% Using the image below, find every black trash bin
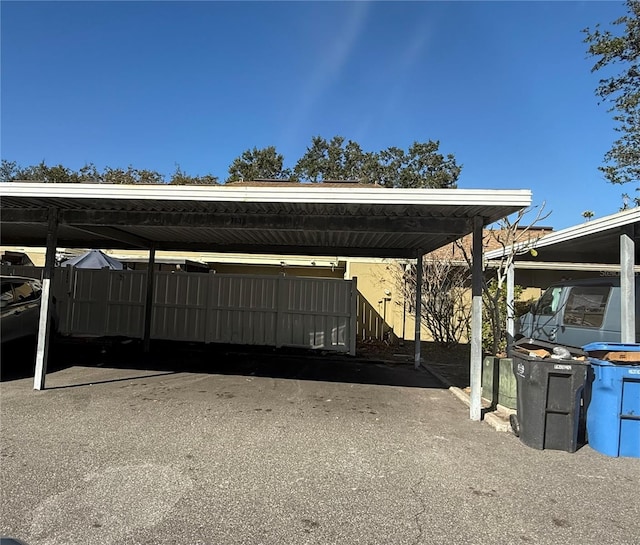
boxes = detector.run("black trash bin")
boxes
[510,339,589,452]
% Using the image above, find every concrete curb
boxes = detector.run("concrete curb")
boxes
[449,387,515,434]
[421,364,515,434]
[449,386,471,407]
[484,411,513,433]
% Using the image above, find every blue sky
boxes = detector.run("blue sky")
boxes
[0,1,631,229]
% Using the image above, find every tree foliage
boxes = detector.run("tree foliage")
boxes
[0,160,96,183]
[227,146,291,183]
[377,141,461,189]
[169,165,218,185]
[293,136,378,183]
[584,0,640,185]
[481,280,524,356]
[293,135,461,188]
[0,159,218,185]
[3,135,461,188]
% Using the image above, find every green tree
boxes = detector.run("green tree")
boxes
[294,136,367,182]
[378,141,461,189]
[294,136,382,183]
[582,210,595,221]
[227,146,291,183]
[169,165,218,185]
[102,166,142,184]
[100,165,166,184]
[584,0,640,185]
[1,161,79,183]
[294,136,461,188]
[76,163,102,183]
[0,160,219,185]
[0,160,22,182]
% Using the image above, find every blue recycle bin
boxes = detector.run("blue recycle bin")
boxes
[583,343,640,458]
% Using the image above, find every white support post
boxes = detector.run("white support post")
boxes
[143,245,156,353]
[34,208,58,391]
[470,217,484,421]
[414,252,423,369]
[506,260,515,355]
[620,226,635,343]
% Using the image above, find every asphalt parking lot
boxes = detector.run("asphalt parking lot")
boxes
[1,342,639,545]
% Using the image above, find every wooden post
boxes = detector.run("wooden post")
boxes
[34,208,58,390]
[620,226,636,343]
[470,216,484,421]
[143,245,156,353]
[414,252,423,369]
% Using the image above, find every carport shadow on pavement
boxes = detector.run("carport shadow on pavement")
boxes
[25,339,447,390]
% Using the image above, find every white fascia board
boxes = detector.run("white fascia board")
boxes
[484,208,640,260]
[529,208,640,249]
[0,182,532,207]
[487,260,640,272]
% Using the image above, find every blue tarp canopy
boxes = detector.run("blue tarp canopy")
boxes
[60,249,124,270]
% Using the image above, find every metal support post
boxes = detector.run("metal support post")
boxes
[414,252,423,369]
[470,217,484,421]
[34,208,58,390]
[620,226,635,343]
[143,245,156,353]
[506,260,515,355]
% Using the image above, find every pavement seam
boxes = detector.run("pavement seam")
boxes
[410,478,427,545]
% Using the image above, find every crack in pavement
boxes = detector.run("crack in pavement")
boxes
[410,478,427,545]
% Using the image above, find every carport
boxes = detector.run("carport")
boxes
[485,207,640,348]
[0,182,531,420]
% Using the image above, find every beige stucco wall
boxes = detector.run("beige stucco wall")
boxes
[346,260,434,342]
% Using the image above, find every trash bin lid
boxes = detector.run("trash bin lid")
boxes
[584,342,640,365]
[513,338,587,360]
[582,342,640,352]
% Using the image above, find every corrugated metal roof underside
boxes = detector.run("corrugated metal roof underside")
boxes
[0,196,522,219]
[0,183,532,258]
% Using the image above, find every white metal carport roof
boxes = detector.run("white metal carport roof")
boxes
[1,182,532,421]
[485,207,639,346]
[1,183,531,258]
[485,208,640,264]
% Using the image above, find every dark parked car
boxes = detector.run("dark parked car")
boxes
[0,276,45,343]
